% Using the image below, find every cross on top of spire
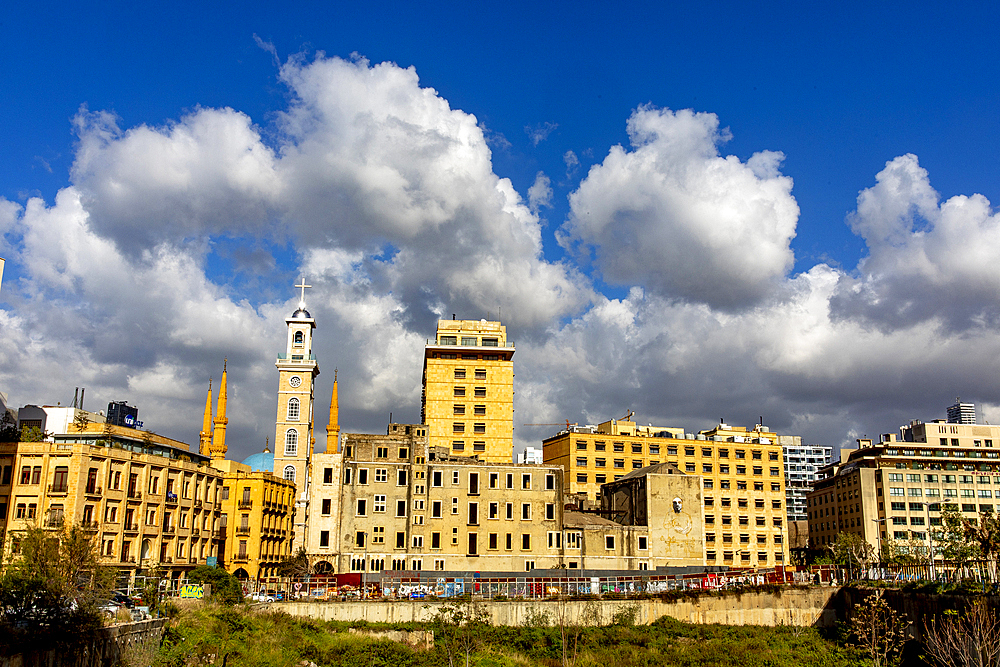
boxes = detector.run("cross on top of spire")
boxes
[295,277,312,308]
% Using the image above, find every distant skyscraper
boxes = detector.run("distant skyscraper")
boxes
[947,399,977,424]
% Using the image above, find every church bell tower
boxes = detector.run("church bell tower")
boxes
[271,279,319,552]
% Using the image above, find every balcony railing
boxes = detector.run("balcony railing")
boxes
[44,517,65,528]
[127,489,142,499]
[214,528,227,539]
[162,525,175,535]
[236,526,251,536]
[238,499,253,510]
[233,553,249,563]
[194,499,203,508]
[191,528,200,537]
[165,493,178,504]
[48,484,69,494]
[81,521,100,531]
[84,486,102,496]
[123,523,139,533]
[161,556,172,563]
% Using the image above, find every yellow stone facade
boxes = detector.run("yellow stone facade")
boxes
[0,419,225,582]
[421,319,514,463]
[212,458,295,579]
[544,418,790,568]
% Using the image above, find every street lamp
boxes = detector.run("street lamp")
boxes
[872,517,888,578]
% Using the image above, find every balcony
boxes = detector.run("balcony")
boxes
[123,523,139,533]
[189,557,198,564]
[236,526,251,536]
[194,499,203,508]
[81,521,100,531]
[162,525,175,535]
[191,528,200,537]
[47,483,69,494]
[165,493,178,505]
[233,553,249,563]
[276,353,317,361]
[127,490,142,500]
[84,486,102,497]
[214,528,227,539]
[238,500,253,510]
[44,517,65,528]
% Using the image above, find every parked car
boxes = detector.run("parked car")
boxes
[112,592,135,609]
[249,592,274,603]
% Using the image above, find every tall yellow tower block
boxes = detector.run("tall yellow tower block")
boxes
[421,318,514,463]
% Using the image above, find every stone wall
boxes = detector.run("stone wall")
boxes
[2,618,166,667]
[273,586,841,627]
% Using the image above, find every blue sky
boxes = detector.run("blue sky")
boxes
[2,1,1000,460]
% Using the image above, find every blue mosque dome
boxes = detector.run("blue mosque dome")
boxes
[242,451,274,472]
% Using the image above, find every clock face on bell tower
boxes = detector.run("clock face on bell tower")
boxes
[271,279,319,552]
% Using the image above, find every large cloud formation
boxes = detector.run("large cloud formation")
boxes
[561,107,798,309]
[2,53,999,463]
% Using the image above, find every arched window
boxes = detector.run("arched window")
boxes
[283,465,296,482]
[293,331,304,346]
[285,429,298,456]
[287,397,300,421]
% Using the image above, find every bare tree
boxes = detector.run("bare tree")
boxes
[924,599,1000,667]
[850,590,910,667]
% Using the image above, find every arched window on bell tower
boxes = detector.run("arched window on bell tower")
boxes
[294,331,304,346]
[287,397,300,421]
[285,429,298,456]
[283,465,296,481]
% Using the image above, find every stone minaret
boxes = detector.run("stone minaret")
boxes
[211,360,229,460]
[326,370,340,453]
[199,379,213,457]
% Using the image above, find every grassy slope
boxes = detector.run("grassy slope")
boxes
[153,604,868,667]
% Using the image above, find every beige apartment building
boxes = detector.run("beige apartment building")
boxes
[421,319,514,463]
[544,418,790,567]
[808,419,1000,559]
[0,417,225,582]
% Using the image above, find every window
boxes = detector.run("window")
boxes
[546,503,555,520]
[576,474,588,483]
[454,387,466,397]
[432,533,441,549]
[284,429,298,456]
[287,398,300,421]
[638,536,648,550]
[454,368,466,379]
[373,526,384,544]
[605,535,615,550]
[452,441,465,451]
[522,503,531,520]
[412,536,423,548]
[522,534,531,550]
[474,387,487,398]
[375,468,388,483]
[522,473,531,490]
[398,470,408,486]
[358,469,369,485]
[323,467,333,484]
[432,471,443,487]
[374,495,386,512]
[474,405,486,416]
[453,423,465,433]
[283,465,295,482]
[432,501,442,518]
[321,498,332,515]
[473,423,486,434]
[396,500,407,517]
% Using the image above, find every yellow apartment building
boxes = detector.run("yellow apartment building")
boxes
[0,416,225,584]
[543,418,790,568]
[421,319,514,463]
[808,419,1000,560]
[212,458,295,579]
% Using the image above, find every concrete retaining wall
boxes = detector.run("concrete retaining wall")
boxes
[2,618,167,667]
[273,586,841,628]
